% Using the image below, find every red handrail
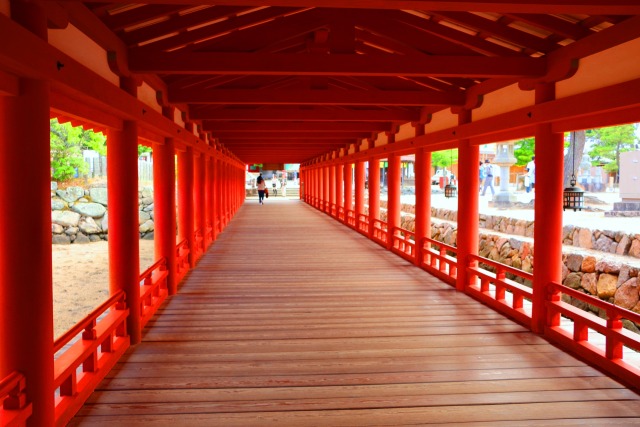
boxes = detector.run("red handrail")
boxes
[420,237,457,285]
[546,281,640,388]
[176,238,190,284]
[466,254,533,327]
[0,371,32,426]
[139,258,169,329]
[53,290,129,426]
[371,219,387,246]
[391,226,414,262]
[357,214,369,235]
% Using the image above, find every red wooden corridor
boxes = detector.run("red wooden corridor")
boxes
[69,199,640,426]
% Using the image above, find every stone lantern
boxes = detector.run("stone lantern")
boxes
[492,141,517,208]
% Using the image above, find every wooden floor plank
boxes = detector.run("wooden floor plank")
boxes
[71,199,640,425]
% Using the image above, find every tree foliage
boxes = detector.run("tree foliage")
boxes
[50,118,107,181]
[587,124,638,180]
[513,137,535,166]
[432,149,458,170]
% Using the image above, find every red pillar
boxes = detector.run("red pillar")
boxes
[414,147,432,267]
[344,163,353,213]
[153,137,177,295]
[193,152,204,260]
[336,162,344,211]
[178,147,195,268]
[107,121,141,343]
[532,83,564,334]
[386,154,401,249]
[0,8,53,423]
[455,110,480,292]
[368,159,380,238]
[354,161,365,222]
[329,164,336,214]
[205,154,215,244]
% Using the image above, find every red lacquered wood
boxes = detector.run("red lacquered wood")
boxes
[455,110,479,293]
[107,122,141,345]
[153,137,177,295]
[178,147,195,268]
[532,83,564,334]
[414,148,431,267]
[368,158,380,240]
[386,154,401,250]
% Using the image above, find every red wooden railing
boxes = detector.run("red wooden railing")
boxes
[420,237,458,285]
[53,290,129,426]
[306,197,640,390]
[391,226,415,262]
[193,228,204,260]
[357,214,369,235]
[345,209,356,228]
[546,281,640,388]
[467,254,533,328]
[205,223,214,245]
[139,258,169,329]
[371,219,387,246]
[176,238,190,283]
[0,372,31,426]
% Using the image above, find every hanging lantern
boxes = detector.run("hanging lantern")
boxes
[563,131,584,211]
[444,148,457,198]
[563,177,584,211]
[444,183,457,198]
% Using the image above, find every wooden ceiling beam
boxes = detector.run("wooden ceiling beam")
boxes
[190,107,419,122]
[213,131,370,139]
[169,88,465,106]
[121,6,253,46]
[63,1,640,15]
[130,51,545,78]
[432,11,558,54]
[203,121,390,132]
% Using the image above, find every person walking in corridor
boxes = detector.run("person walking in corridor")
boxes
[481,159,495,197]
[256,174,266,204]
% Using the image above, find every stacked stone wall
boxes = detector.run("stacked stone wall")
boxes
[387,201,640,328]
[51,183,155,244]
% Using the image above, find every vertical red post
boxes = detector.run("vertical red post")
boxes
[153,138,177,295]
[455,110,479,292]
[203,154,211,246]
[532,83,564,334]
[207,154,216,243]
[329,164,336,214]
[0,4,53,421]
[414,147,431,267]
[107,121,141,343]
[354,161,365,222]
[344,163,353,213]
[368,159,380,238]
[386,154,401,249]
[193,152,204,260]
[336,162,344,211]
[178,147,195,268]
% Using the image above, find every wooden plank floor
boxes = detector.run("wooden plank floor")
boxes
[71,198,640,426]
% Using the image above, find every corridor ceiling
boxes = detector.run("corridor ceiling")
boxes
[72,1,639,164]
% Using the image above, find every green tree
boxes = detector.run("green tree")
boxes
[513,137,535,166]
[432,149,458,170]
[588,124,638,182]
[50,119,107,181]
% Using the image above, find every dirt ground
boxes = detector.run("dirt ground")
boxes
[52,240,155,339]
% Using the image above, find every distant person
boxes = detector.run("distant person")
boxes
[478,161,485,191]
[281,179,287,197]
[526,156,535,193]
[256,174,266,204]
[481,159,495,197]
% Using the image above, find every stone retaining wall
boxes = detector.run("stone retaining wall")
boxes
[51,183,154,244]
